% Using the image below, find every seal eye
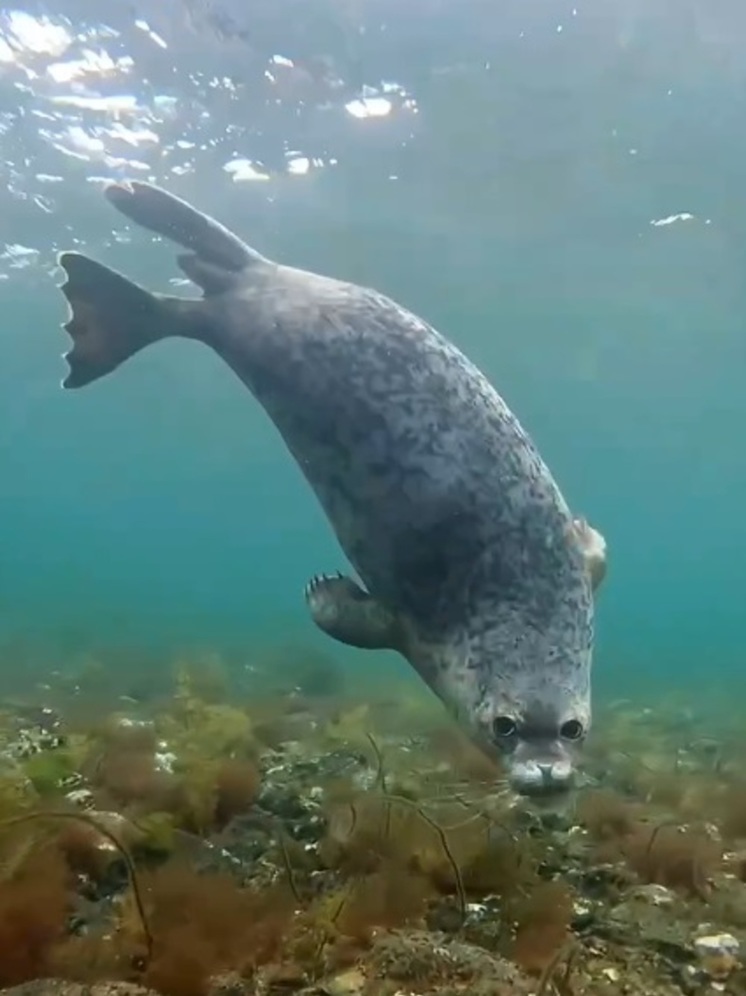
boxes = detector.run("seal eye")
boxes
[560,719,584,741]
[492,716,518,739]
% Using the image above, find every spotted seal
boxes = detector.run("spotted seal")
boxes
[54,180,607,797]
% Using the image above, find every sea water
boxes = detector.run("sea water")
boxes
[0,0,744,713]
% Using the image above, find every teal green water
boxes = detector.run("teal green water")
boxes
[0,1,744,704]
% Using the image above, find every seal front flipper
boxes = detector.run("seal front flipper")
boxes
[104,180,270,294]
[304,574,404,652]
[573,516,607,592]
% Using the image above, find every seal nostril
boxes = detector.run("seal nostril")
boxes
[493,716,518,739]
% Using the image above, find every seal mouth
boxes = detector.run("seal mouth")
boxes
[507,757,576,798]
[513,781,575,802]
[514,784,574,809]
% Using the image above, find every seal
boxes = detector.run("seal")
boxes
[54,180,608,798]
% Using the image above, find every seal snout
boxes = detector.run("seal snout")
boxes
[508,757,575,797]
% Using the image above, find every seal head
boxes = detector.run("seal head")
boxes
[467,612,591,797]
[402,522,596,798]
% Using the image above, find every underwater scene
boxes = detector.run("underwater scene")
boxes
[1,1,746,994]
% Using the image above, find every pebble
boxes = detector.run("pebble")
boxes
[692,933,741,983]
[694,934,740,958]
[571,901,594,929]
[322,968,366,996]
[629,883,675,906]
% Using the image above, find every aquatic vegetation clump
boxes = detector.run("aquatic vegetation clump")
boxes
[576,788,640,841]
[717,782,746,840]
[508,880,574,976]
[0,844,71,986]
[579,786,723,898]
[77,681,262,840]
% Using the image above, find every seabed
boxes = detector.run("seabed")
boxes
[0,650,743,996]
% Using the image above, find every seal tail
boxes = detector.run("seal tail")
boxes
[57,251,205,389]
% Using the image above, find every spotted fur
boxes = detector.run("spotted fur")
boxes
[56,180,604,798]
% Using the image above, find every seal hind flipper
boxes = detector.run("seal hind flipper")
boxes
[57,251,205,388]
[104,180,266,270]
[104,180,270,295]
[304,574,405,652]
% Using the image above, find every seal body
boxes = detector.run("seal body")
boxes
[55,180,606,797]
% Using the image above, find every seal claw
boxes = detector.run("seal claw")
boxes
[305,573,338,599]
[304,573,403,652]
